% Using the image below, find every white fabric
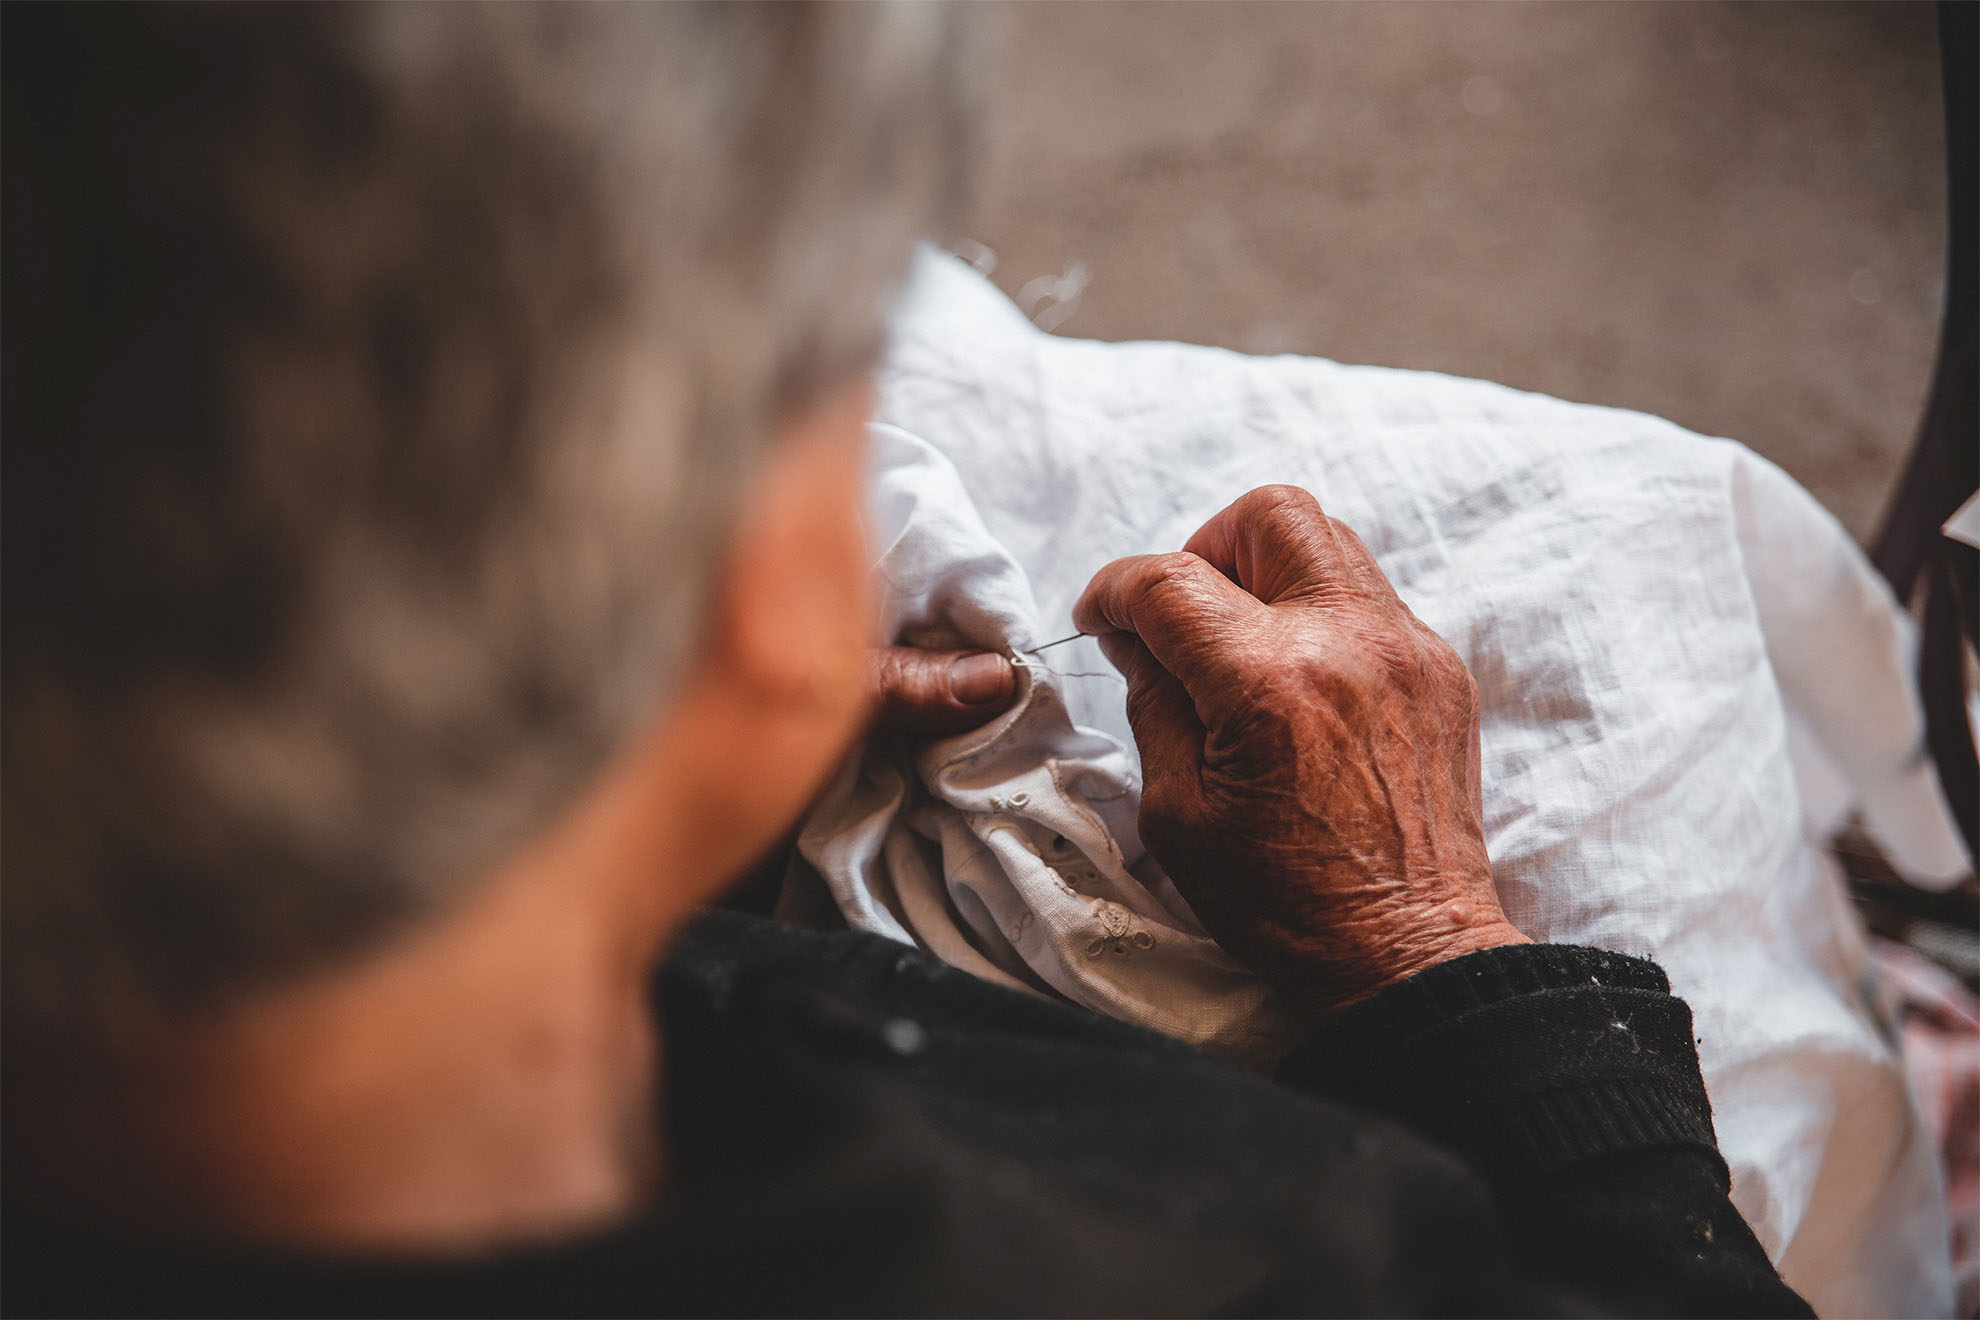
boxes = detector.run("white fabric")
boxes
[792,248,1968,1316]
[1945,490,1980,551]
[796,422,1304,1065]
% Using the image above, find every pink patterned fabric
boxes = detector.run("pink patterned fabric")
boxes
[1875,938,1980,1316]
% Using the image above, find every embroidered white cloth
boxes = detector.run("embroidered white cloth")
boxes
[788,248,1970,1317]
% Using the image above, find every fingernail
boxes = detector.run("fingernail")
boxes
[948,653,1013,705]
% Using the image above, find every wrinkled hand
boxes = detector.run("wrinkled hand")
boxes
[1073,485,1527,1019]
[867,646,1017,736]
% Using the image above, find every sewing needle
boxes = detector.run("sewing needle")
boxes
[1024,632,1089,655]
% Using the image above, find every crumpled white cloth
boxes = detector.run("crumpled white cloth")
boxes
[789,247,1969,1317]
[795,421,1304,1066]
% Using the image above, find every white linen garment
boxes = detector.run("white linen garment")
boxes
[788,248,1968,1317]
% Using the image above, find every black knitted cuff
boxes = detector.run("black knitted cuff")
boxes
[1278,944,1724,1186]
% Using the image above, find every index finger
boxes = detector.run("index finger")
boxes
[1181,484,1390,602]
[1071,550,1263,695]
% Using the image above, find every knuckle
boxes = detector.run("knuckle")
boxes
[882,649,944,709]
[1413,632,1477,708]
[1414,624,1461,672]
[1250,487,1328,541]
[1413,628,1460,678]
[1390,634,1435,689]
[1147,550,1205,582]
[1441,647,1480,712]
[1244,484,1322,519]
[1141,552,1213,605]
[870,648,907,695]
[1391,635,1432,687]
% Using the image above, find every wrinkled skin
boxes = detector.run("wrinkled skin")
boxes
[1072,485,1527,1021]
[866,647,1018,736]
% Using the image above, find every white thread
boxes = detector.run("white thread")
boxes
[1010,649,1123,685]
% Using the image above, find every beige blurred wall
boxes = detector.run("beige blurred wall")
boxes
[962,0,1948,544]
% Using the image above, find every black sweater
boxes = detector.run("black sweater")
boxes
[3,910,1812,1318]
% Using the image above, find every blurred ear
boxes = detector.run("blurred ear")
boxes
[705,375,877,722]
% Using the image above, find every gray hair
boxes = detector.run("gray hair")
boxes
[1,3,978,1024]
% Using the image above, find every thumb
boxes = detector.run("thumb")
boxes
[869,646,1018,736]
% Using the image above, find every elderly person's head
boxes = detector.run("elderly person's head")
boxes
[3,2,974,1245]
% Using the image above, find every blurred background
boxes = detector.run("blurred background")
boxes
[965,0,1948,545]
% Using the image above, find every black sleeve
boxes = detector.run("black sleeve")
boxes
[1276,944,1814,1319]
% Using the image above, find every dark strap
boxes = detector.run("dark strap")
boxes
[1871,1,1978,862]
